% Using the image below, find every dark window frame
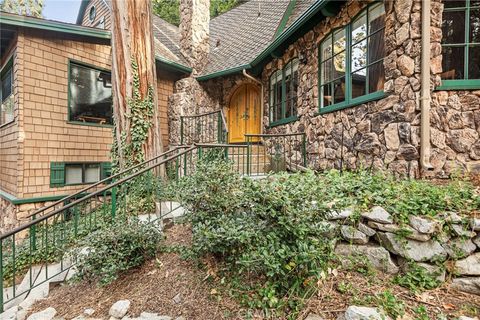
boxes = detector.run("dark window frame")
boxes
[269,58,299,127]
[0,54,14,128]
[67,59,113,128]
[318,2,386,115]
[438,0,480,90]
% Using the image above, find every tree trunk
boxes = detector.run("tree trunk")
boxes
[111,0,163,170]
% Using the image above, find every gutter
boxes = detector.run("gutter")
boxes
[420,0,434,171]
[155,56,192,74]
[197,64,251,81]
[0,11,110,39]
[243,69,264,133]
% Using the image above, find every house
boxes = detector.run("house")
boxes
[1,0,480,231]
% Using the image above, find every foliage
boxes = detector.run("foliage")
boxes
[174,159,335,316]
[393,262,441,293]
[0,0,43,17]
[414,305,431,320]
[152,0,240,26]
[374,290,405,319]
[70,217,162,285]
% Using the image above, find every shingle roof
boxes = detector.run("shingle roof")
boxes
[284,0,317,30]
[151,15,189,67]
[201,0,291,76]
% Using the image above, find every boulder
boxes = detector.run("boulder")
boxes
[358,223,376,237]
[361,207,393,224]
[342,306,392,320]
[376,232,447,262]
[341,226,369,244]
[471,218,480,231]
[454,253,480,276]
[451,277,480,295]
[367,222,431,242]
[452,224,476,238]
[438,212,463,223]
[408,216,441,234]
[138,313,172,320]
[318,221,340,238]
[305,314,325,320]
[173,293,183,304]
[84,309,95,316]
[328,208,353,221]
[109,300,130,319]
[26,307,57,320]
[458,316,479,320]
[335,243,399,274]
[473,234,480,248]
[442,238,477,259]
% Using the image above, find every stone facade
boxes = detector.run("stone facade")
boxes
[167,0,480,178]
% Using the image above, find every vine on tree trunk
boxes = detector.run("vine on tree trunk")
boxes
[112,58,155,172]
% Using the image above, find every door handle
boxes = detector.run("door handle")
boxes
[241,112,250,120]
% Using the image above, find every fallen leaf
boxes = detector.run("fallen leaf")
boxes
[442,303,456,310]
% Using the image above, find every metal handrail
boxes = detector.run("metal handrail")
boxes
[245,133,305,137]
[2,146,196,239]
[180,109,223,118]
[23,146,185,220]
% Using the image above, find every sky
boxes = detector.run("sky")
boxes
[42,0,82,23]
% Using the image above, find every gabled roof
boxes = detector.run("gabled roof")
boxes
[201,0,290,77]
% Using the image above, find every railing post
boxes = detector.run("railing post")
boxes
[0,239,3,313]
[217,112,222,143]
[30,214,37,251]
[246,136,251,175]
[302,134,307,167]
[180,116,184,145]
[111,186,117,219]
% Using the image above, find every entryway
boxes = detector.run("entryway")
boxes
[227,84,261,143]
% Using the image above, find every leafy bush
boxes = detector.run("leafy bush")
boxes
[71,217,162,285]
[174,159,335,315]
[393,262,441,292]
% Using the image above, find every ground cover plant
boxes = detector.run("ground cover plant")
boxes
[168,158,480,318]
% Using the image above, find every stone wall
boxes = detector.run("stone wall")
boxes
[328,206,480,295]
[258,0,480,178]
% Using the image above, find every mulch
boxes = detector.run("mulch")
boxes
[30,224,480,320]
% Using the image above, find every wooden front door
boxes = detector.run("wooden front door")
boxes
[228,84,261,143]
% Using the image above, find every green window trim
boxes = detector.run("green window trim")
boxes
[1,53,15,128]
[440,0,480,84]
[316,90,386,115]
[67,59,113,128]
[269,58,300,126]
[436,79,480,91]
[50,161,112,188]
[318,2,386,113]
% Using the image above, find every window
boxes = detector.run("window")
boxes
[0,59,14,126]
[69,62,113,125]
[440,0,480,88]
[319,2,386,111]
[89,6,96,22]
[50,162,111,187]
[269,58,299,125]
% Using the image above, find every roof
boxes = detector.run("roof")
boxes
[0,11,192,74]
[201,0,290,76]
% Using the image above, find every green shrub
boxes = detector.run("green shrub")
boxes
[70,217,162,285]
[393,262,441,292]
[175,159,335,315]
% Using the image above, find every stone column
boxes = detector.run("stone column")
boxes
[180,0,210,74]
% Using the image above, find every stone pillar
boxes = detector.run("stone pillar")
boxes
[180,0,210,74]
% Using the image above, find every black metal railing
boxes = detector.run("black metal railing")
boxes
[180,110,228,145]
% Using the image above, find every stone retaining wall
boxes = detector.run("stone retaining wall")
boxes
[328,206,480,295]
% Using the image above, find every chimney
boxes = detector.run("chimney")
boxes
[180,0,210,73]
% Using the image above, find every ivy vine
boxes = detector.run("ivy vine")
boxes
[112,58,155,172]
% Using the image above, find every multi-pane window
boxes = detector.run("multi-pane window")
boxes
[441,0,480,82]
[69,62,113,125]
[269,58,299,124]
[319,2,385,110]
[50,162,111,187]
[0,61,14,126]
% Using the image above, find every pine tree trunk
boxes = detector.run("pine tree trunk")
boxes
[111,0,163,169]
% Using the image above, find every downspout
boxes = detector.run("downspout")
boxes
[243,69,264,133]
[420,0,434,171]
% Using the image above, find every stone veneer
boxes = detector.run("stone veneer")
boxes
[168,0,480,178]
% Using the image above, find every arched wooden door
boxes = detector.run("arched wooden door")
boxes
[228,84,261,143]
